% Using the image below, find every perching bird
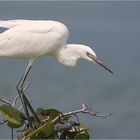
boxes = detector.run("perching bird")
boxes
[0,19,113,128]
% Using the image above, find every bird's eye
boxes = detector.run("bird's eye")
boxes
[86,52,93,58]
[86,52,89,56]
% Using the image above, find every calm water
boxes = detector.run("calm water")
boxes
[0,1,140,139]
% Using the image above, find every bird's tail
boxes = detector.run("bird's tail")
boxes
[0,19,32,29]
[0,20,16,28]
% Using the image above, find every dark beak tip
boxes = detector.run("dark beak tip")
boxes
[87,53,113,74]
[94,59,113,74]
[109,69,113,74]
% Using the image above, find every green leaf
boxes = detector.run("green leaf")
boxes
[45,109,60,119]
[25,108,61,139]
[0,104,25,128]
[36,108,60,122]
[75,132,89,140]
[36,107,45,116]
[27,120,55,139]
[66,131,77,139]
[75,131,89,139]
[75,122,90,139]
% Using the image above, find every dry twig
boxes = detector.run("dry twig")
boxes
[63,103,112,118]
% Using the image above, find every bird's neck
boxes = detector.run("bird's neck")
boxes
[56,44,83,67]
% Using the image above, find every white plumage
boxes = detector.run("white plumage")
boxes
[0,20,112,70]
[0,20,69,60]
[0,20,112,126]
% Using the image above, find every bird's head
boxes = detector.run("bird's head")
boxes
[56,44,113,73]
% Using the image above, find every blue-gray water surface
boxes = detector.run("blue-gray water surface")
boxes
[0,1,140,139]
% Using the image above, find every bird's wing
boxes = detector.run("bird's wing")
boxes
[0,20,34,28]
[0,20,68,59]
[0,20,69,36]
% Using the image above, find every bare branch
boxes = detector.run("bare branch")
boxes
[1,81,31,109]
[63,103,112,118]
[12,95,20,107]
[11,128,14,140]
[0,119,7,125]
[0,98,12,106]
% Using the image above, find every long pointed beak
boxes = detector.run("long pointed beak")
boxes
[87,52,113,74]
[93,58,113,74]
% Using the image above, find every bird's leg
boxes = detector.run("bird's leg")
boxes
[16,60,40,129]
[16,60,34,129]
[23,94,40,125]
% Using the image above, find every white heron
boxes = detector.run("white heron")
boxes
[0,19,113,128]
